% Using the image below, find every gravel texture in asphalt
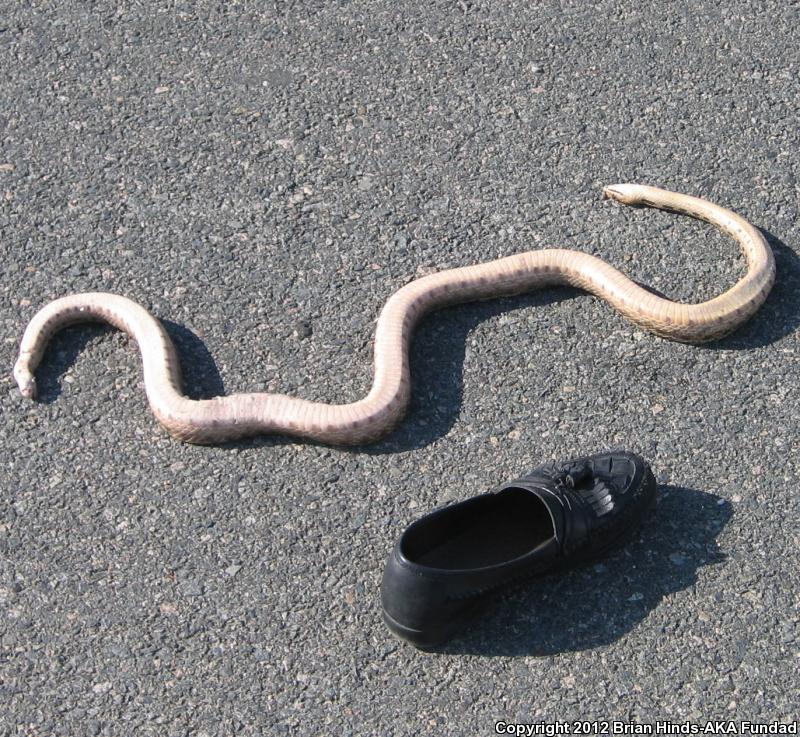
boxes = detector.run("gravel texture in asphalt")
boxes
[1,1,799,734]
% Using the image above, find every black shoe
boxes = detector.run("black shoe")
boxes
[380,451,657,649]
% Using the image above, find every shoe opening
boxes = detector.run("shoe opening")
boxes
[401,488,555,571]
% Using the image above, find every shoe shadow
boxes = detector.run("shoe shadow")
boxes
[436,486,732,657]
[32,319,225,404]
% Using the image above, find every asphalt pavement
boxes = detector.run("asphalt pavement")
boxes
[1,1,798,734]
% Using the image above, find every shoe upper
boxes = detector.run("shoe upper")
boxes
[501,451,652,557]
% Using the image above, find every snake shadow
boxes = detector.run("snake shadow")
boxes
[33,320,225,404]
[357,288,576,454]
[229,287,578,454]
[705,230,799,351]
[433,485,732,657]
[628,230,799,352]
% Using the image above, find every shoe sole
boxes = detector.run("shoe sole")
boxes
[382,597,490,651]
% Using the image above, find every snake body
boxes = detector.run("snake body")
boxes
[14,184,775,445]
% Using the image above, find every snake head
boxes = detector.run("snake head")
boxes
[602,183,641,205]
[13,358,37,400]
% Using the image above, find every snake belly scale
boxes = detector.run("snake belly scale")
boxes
[13,184,775,445]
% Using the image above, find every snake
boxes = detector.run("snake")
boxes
[13,184,775,446]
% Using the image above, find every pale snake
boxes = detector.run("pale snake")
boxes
[13,184,775,445]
